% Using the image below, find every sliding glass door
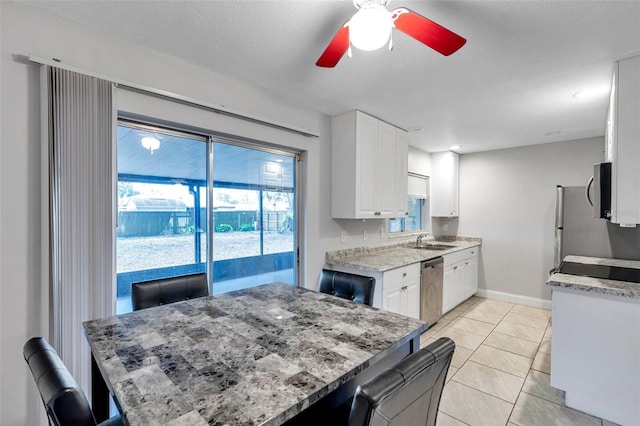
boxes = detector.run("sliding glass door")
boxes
[210,142,296,294]
[116,121,298,313]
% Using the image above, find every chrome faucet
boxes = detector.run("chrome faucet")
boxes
[416,232,430,245]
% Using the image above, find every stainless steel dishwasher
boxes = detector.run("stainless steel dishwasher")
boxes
[421,257,444,326]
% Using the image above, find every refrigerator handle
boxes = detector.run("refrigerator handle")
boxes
[586,176,594,207]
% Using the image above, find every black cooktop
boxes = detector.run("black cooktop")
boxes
[557,261,640,283]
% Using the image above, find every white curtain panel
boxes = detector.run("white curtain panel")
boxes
[45,66,115,397]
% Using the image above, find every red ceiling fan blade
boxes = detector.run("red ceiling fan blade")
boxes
[393,8,466,56]
[316,21,350,68]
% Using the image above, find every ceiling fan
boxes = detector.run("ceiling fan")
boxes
[316,0,466,68]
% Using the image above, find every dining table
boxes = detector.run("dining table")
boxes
[84,282,428,425]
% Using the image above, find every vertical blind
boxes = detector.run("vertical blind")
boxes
[46,66,114,397]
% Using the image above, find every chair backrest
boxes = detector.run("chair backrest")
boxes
[23,337,97,426]
[348,337,456,426]
[131,272,209,311]
[318,269,376,306]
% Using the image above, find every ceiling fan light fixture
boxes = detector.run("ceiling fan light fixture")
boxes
[141,136,160,154]
[349,6,392,51]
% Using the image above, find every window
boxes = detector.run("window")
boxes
[116,121,298,313]
[388,198,425,233]
[388,174,429,234]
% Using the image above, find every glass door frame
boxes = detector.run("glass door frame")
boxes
[117,117,301,300]
[208,135,300,293]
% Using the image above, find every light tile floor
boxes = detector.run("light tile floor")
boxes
[421,296,621,426]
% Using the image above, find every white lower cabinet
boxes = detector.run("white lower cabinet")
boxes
[382,263,420,319]
[442,247,479,314]
[463,254,478,299]
[551,287,639,425]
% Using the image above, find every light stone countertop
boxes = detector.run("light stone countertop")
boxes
[325,237,481,273]
[547,255,640,299]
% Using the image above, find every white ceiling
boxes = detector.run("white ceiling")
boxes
[27,0,640,153]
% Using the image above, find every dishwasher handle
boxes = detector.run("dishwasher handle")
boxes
[422,257,444,269]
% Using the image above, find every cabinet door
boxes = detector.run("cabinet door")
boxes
[442,264,456,314]
[403,279,421,319]
[463,255,478,299]
[450,151,460,216]
[383,287,403,316]
[376,121,397,217]
[452,262,465,306]
[356,112,378,217]
[431,151,459,217]
[394,130,409,217]
[611,55,640,225]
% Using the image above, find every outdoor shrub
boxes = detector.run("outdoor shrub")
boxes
[215,224,233,233]
[238,224,255,232]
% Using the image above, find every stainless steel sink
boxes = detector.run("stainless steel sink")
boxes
[408,244,456,251]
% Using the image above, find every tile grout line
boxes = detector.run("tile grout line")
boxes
[435,297,481,426]
[445,299,517,424]
[438,411,472,426]
[503,303,529,426]
[449,301,546,425]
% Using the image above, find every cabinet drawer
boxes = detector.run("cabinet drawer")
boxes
[383,264,420,291]
[443,246,478,266]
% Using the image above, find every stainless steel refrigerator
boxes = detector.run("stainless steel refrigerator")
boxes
[552,185,640,271]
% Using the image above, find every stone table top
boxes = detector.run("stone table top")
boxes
[547,255,640,299]
[83,283,427,426]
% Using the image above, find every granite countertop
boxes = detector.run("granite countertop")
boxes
[325,236,481,273]
[547,255,640,299]
[83,283,427,426]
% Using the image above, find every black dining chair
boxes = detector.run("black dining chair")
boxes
[318,269,376,306]
[23,337,123,426]
[347,337,455,426]
[131,272,209,311]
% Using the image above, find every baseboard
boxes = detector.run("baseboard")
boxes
[475,289,552,310]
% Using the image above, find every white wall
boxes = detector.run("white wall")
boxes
[408,146,432,176]
[457,137,605,302]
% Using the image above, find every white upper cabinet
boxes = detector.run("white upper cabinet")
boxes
[430,151,460,217]
[608,55,640,225]
[331,110,408,219]
[394,130,409,218]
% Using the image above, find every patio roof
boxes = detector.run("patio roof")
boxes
[117,125,294,188]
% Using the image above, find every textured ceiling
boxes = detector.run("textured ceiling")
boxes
[28,0,640,153]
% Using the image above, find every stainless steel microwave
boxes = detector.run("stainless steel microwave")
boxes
[587,162,612,219]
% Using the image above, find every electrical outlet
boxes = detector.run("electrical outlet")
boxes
[363,230,368,241]
[379,227,384,238]
[443,224,449,232]
[340,231,346,243]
